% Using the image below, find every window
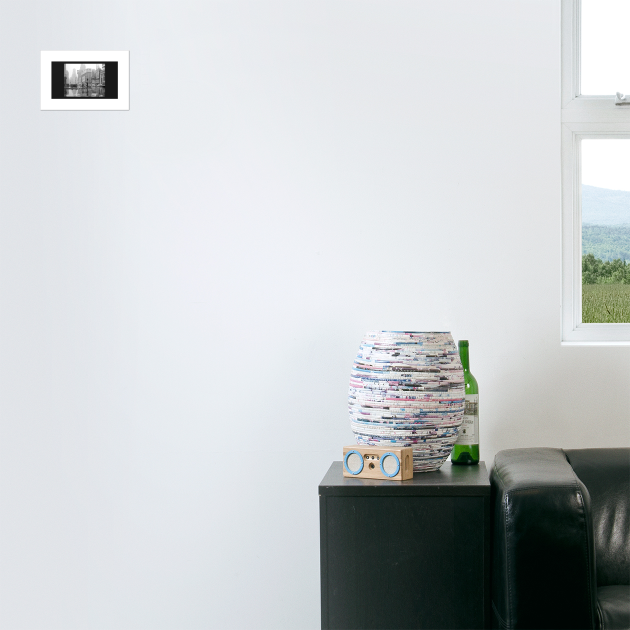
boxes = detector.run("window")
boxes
[561,0,630,344]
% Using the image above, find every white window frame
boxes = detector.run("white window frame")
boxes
[561,0,630,344]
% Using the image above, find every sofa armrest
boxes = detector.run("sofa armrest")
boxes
[490,448,598,630]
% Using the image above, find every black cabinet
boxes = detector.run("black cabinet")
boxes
[319,461,490,630]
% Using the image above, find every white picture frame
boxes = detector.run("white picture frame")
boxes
[40,51,129,111]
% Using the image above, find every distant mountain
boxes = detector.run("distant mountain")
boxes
[583,224,630,261]
[582,185,630,225]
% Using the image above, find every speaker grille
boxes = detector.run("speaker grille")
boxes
[346,452,363,474]
[382,454,399,476]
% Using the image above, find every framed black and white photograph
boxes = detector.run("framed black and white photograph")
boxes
[41,51,129,110]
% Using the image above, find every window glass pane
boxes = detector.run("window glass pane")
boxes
[581,0,630,95]
[582,139,630,322]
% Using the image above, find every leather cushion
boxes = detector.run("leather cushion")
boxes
[597,585,630,630]
[491,448,598,629]
[564,449,630,587]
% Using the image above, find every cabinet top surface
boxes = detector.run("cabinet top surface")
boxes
[319,461,490,497]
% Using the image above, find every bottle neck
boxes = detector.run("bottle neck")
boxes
[459,345,470,372]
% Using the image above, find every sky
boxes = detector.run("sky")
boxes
[64,63,101,77]
[582,0,630,96]
[580,1,630,193]
[582,140,630,193]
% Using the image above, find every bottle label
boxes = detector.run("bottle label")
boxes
[456,394,478,445]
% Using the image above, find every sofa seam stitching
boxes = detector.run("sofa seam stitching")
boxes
[493,465,513,628]
[491,599,509,630]
[563,449,596,628]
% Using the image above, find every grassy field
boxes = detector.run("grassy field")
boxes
[582,284,630,323]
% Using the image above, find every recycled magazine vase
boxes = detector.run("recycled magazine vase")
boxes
[348,331,465,473]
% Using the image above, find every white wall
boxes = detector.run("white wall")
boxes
[0,1,628,628]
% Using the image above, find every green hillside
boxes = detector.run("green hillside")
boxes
[582,223,630,262]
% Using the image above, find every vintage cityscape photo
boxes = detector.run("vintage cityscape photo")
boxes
[41,51,127,110]
[64,63,105,97]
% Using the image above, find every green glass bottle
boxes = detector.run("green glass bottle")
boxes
[451,340,479,465]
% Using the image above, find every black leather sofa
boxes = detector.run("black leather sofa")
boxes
[490,448,630,630]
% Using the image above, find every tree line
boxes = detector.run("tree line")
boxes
[583,253,630,284]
